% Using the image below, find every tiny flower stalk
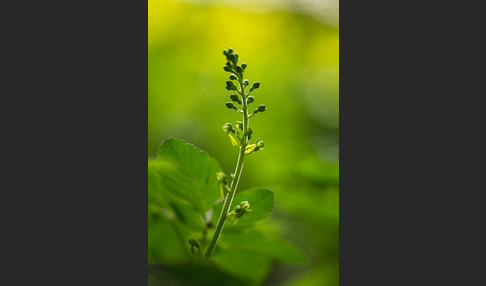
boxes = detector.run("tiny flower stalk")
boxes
[204,48,266,259]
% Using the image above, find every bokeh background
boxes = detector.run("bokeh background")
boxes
[148,0,339,285]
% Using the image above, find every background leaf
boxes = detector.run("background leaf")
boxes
[156,138,223,214]
[148,160,205,231]
[211,248,272,283]
[212,187,274,231]
[221,231,308,263]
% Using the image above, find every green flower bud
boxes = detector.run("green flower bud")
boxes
[257,104,266,112]
[222,123,233,133]
[247,128,253,140]
[188,239,200,257]
[230,93,241,104]
[243,79,249,86]
[225,80,236,91]
[234,53,238,62]
[254,140,264,152]
[188,239,199,247]
[229,74,238,80]
[236,66,243,74]
[228,53,236,64]
[235,121,243,130]
[252,82,260,89]
[256,139,264,149]
[241,62,247,70]
[223,50,228,55]
[223,66,232,72]
[226,102,238,110]
[217,171,228,185]
[228,48,233,54]
[228,200,252,224]
[247,96,254,104]
[239,200,250,210]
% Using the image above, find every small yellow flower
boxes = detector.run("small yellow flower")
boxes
[228,133,239,146]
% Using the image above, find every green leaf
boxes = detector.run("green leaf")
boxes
[212,187,274,231]
[148,160,205,231]
[155,138,223,214]
[221,231,308,263]
[211,248,272,283]
[148,219,190,264]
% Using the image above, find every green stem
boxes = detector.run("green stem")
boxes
[204,77,249,259]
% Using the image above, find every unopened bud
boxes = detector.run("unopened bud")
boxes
[225,81,236,91]
[247,96,254,104]
[257,104,266,112]
[229,74,238,80]
[236,121,243,130]
[216,171,228,185]
[236,65,243,74]
[188,239,199,247]
[226,102,238,110]
[241,62,247,70]
[222,123,233,133]
[243,79,249,86]
[230,94,241,104]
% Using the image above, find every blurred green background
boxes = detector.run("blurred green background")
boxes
[148,0,339,285]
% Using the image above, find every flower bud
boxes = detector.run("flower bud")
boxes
[250,138,264,152]
[225,80,236,91]
[228,200,252,224]
[235,121,243,130]
[230,93,241,104]
[188,239,200,257]
[217,171,228,185]
[226,102,238,110]
[228,53,236,64]
[241,62,247,70]
[247,96,254,104]
[222,123,233,133]
[236,65,243,74]
[223,50,228,55]
[229,74,238,80]
[239,201,250,210]
[188,239,199,247]
[247,128,253,140]
[256,139,264,149]
[223,66,232,72]
[228,48,233,54]
[252,82,260,89]
[257,104,266,112]
[243,79,249,86]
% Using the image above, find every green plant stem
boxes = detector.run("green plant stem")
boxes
[204,77,248,259]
